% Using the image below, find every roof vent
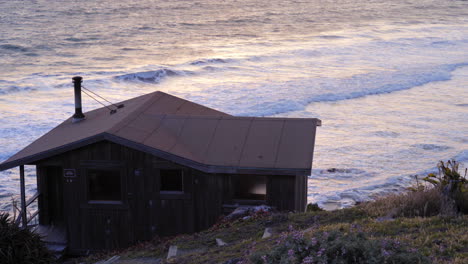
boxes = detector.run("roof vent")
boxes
[72,76,85,123]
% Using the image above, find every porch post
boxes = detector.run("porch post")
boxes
[19,165,27,228]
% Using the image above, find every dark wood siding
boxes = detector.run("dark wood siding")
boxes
[267,175,296,211]
[193,172,231,231]
[35,140,305,252]
[294,175,308,212]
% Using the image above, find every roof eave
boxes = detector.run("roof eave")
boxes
[0,133,107,171]
[0,133,312,176]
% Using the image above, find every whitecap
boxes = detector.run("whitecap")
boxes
[115,68,193,83]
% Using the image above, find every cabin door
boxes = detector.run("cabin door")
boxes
[42,166,65,227]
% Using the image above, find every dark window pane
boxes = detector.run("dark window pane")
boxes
[88,169,121,201]
[234,175,266,200]
[160,170,183,192]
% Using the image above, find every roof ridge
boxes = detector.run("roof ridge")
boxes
[273,120,287,168]
[167,116,189,153]
[108,91,164,134]
[198,117,222,164]
[235,117,255,167]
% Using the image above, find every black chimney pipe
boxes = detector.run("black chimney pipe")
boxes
[72,76,85,122]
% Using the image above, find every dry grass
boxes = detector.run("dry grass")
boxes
[75,204,467,264]
[75,160,468,264]
[361,187,458,218]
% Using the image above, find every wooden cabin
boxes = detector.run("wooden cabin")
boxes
[0,77,321,254]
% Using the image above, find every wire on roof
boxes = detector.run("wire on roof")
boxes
[81,85,124,114]
[82,86,124,110]
[81,88,116,113]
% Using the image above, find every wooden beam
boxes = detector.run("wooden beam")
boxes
[19,165,27,228]
[25,191,40,207]
[27,210,39,224]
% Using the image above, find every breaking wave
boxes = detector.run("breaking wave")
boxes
[114,68,193,83]
[190,58,232,65]
[204,63,468,116]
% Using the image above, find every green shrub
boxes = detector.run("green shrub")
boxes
[363,160,468,218]
[306,203,324,212]
[0,213,54,264]
[251,228,430,264]
[422,160,468,214]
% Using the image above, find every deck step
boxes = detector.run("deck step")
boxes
[46,242,67,260]
[32,225,68,260]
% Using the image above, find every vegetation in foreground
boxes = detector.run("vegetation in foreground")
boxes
[79,160,468,264]
[0,213,54,264]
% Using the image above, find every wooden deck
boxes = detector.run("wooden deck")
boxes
[32,225,67,258]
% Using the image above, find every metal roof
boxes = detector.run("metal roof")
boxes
[0,91,320,175]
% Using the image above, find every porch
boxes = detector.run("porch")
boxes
[15,165,67,258]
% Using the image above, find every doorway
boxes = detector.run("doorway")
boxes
[46,166,64,226]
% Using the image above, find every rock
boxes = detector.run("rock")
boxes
[262,227,272,239]
[253,205,273,212]
[226,207,250,220]
[225,205,273,220]
[166,245,178,259]
[223,258,243,264]
[216,238,227,246]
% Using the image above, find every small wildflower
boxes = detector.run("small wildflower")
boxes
[293,230,304,240]
[310,237,317,246]
[317,248,325,257]
[302,256,314,264]
[382,249,390,257]
[381,239,388,247]
[288,249,295,257]
[261,255,268,264]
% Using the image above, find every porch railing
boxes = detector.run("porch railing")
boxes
[15,191,40,227]
[15,165,40,228]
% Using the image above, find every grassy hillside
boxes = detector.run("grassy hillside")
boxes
[81,161,468,264]
[81,204,467,264]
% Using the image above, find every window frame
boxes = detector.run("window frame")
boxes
[156,165,191,200]
[159,169,184,194]
[82,161,126,205]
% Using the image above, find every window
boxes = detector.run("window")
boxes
[234,175,267,200]
[160,169,183,193]
[88,169,121,201]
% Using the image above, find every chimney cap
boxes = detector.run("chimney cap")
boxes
[72,76,82,82]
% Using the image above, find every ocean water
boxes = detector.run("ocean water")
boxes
[0,0,467,211]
